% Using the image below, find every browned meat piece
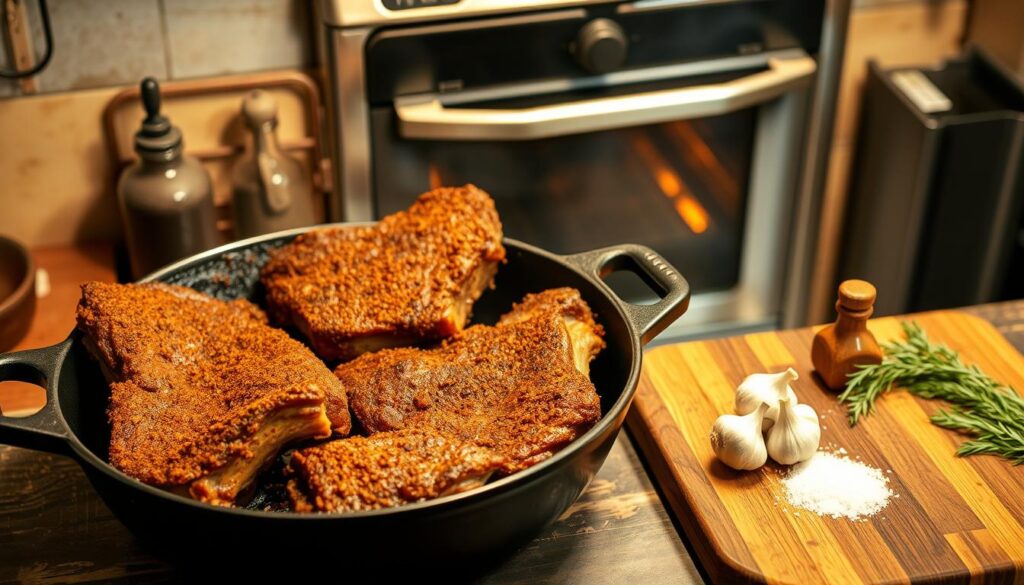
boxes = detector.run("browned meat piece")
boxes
[76,282,349,506]
[260,184,505,362]
[285,428,505,512]
[341,288,606,474]
[496,286,605,376]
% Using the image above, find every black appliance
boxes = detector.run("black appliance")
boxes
[842,48,1024,315]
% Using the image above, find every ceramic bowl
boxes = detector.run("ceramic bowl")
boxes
[0,235,35,352]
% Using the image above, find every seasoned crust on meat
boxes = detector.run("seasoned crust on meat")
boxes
[76,282,348,505]
[341,288,605,474]
[260,184,505,362]
[497,287,606,376]
[286,428,505,513]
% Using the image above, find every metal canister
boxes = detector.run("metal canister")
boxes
[117,77,221,279]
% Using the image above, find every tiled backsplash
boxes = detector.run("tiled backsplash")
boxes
[0,0,311,98]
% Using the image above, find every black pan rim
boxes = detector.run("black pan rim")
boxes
[57,225,645,520]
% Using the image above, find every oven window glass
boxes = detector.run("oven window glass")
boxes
[371,109,756,302]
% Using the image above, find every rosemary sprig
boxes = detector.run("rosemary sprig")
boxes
[837,321,1024,465]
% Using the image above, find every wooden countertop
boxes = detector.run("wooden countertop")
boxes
[2,244,1023,583]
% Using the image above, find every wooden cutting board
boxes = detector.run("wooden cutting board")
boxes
[627,310,1024,585]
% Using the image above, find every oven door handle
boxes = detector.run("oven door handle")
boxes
[395,54,816,141]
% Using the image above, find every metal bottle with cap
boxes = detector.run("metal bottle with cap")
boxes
[117,77,221,278]
[230,90,316,238]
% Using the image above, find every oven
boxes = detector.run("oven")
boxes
[318,0,849,341]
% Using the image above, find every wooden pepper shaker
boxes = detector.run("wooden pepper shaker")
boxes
[811,279,883,391]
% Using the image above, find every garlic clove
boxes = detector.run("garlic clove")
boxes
[766,397,821,465]
[710,403,769,470]
[734,368,800,430]
[763,386,799,431]
[734,374,770,415]
[764,368,800,430]
[769,368,800,398]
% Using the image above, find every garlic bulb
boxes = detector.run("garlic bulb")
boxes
[734,367,799,430]
[710,403,769,470]
[765,397,820,465]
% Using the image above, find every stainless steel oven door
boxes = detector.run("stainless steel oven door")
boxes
[363,49,815,340]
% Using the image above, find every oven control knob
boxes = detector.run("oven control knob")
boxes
[575,18,628,74]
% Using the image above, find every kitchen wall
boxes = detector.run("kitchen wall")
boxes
[1,0,972,258]
[0,0,316,248]
[0,0,312,97]
[967,0,1024,78]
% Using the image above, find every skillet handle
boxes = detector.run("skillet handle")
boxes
[0,340,72,454]
[563,245,690,345]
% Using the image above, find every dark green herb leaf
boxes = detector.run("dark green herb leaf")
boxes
[837,321,1024,465]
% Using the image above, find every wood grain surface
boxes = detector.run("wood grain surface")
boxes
[0,433,703,584]
[628,310,1024,585]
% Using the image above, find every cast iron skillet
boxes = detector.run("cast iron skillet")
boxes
[0,226,689,565]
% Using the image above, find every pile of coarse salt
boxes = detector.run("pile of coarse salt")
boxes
[780,449,894,521]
